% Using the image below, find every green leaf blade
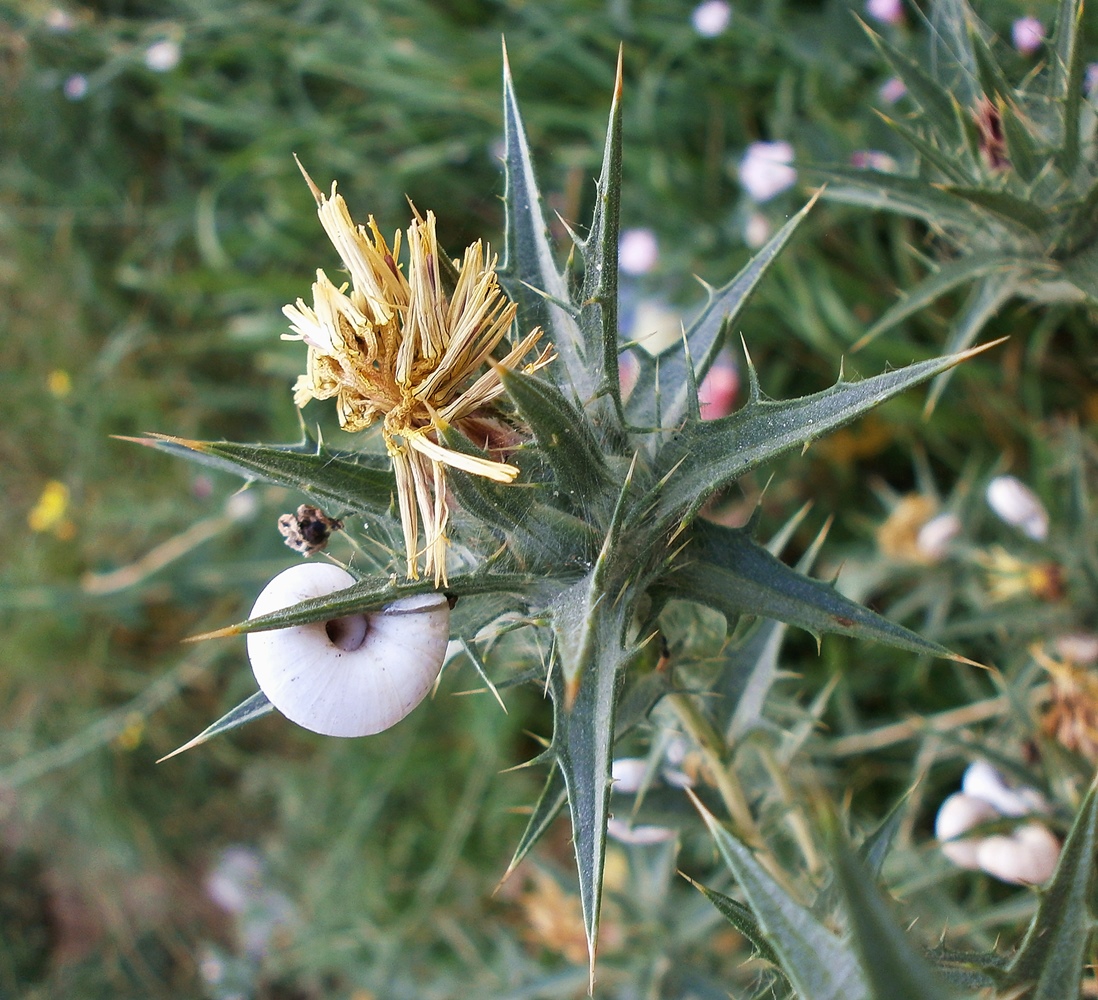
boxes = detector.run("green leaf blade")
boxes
[124,434,396,517]
[812,167,986,229]
[576,52,625,428]
[662,520,957,661]
[201,569,572,639]
[829,829,958,1000]
[549,574,636,989]
[157,691,275,762]
[499,369,614,502]
[858,253,1031,348]
[1004,777,1098,998]
[648,345,991,529]
[687,877,782,969]
[1057,0,1085,174]
[862,22,964,149]
[695,798,870,1000]
[499,45,587,402]
[937,185,1052,234]
[502,763,569,881]
[625,196,816,432]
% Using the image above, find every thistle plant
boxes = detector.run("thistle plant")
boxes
[128,48,1014,989]
[816,0,1094,408]
[726,429,1098,998]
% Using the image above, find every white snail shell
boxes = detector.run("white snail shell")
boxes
[246,563,450,737]
[935,792,999,870]
[961,760,1049,817]
[975,823,1060,886]
[986,475,1049,541]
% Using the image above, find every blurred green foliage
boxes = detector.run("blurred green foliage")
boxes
[3,0,1094,997]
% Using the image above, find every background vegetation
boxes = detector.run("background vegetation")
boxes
[2,0,1092,996]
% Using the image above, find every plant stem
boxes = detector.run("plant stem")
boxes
[667,692,760,845]
[756,742,822,875]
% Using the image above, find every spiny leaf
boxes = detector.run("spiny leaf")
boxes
[811,795,911,921]
[660,519,962,661]
[685,876,783,969]
[1004,776,1098,998]
[924,0,982,108]
[505,645,668,888]
[873,112,973,184]
[498,43,584,392]
[861,20,965,150]
[998,99,1043,185]
[967,23,1013,104]
[924,948,1003,992]
[625,195,817,432]
[936,184,1052,234]
[693,793,870,1000]
[712,618,787,741]
[810,167,986,229]
[1052,0,1085,173]
[501,763,568,883]
[574,47,624,429]
[859,796,909,881]
[715,510,826,739]
[1061,240,1098,304]
[549,574,638,991]
[440,435,534,530]
[498,42,585,401]
[498,368,614,503]
[828,824,958,1000]
[615,656,674,735]
[647,342,999,530]
[439,425,599,567]
[190,569,574,641]
[924,273,1018,414]
[157,691,275,763]
[1050,181,1098,257]
[121,434,396,517]
[854,252,1034,349]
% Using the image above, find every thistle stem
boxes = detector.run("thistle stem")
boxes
[756,742,822,876]
[667,693,760,846]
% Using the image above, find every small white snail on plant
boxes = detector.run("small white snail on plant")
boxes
[247,563,451,737]
[935,761,1060,886]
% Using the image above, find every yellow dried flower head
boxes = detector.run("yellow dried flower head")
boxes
[284,160,553,584]
[1034,645,1098,764]
[977,546,1064,603]
[875,494,937,563]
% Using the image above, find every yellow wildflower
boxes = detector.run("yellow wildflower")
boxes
[28,480,70,533]
[47,369,72,398]
[284,160,552,584]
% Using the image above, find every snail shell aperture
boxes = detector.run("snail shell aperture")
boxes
[246,563,450,737]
